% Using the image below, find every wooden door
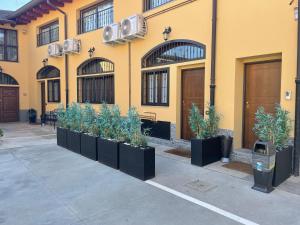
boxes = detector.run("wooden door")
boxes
[181,68,205,140]
[243,61,281,149]
[41,82,46,116]
[0,87,19,122]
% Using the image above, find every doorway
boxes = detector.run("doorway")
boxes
[0,86,19,122]
[40,81,46,116]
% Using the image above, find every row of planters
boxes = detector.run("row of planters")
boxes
[188,103,293,192]
[56,103,155,181]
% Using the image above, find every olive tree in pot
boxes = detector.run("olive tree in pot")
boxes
[119,107,155,180]
[66,103,82,154]
[80,103,99,161]
[253,105,292,187]
[56,104,69,148]
[189,104,221,167]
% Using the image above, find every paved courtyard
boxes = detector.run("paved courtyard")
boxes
[0,123,300,225]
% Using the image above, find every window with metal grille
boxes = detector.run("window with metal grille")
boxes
[142,40,205,68]
[77,58,114,75]
[37,21,59,46]
[37,66,60,80]
[0,73,18,85]
[142,69,169,106]
[0,28,18,62]
[78,1,113,34]
[47,79,60,103]
[143,0,173,11]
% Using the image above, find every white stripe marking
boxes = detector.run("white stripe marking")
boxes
[146,180,260,225]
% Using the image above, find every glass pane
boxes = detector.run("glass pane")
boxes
[83,8,97,32]
[6,30,17,46]
[6,47,17,61]
[0,45,4,60]
[54,81,59,101]
[0,30,4,45]
[48,81,53,102]
[161,72,168,103]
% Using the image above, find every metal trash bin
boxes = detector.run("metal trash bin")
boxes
[252,140,276,193]
[28,109,37,124]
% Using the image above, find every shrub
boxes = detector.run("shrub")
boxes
[81,103,98,135]
[56,104,68,129]
[97,103,113,139]
[66,103,82,132]
[253,105,291,150]
[110,105,127,142]
[189,104,220,139]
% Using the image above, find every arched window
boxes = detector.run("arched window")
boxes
[77,57,114,76]
[142,40,206,68]
[37,66,60,80]
[77,58,115,104]
[0,73,18,85]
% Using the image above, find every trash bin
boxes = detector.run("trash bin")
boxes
[221,135,233,163]
[28,109,37,124]
[252,141,276,193]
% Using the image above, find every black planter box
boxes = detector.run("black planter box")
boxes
[98,138,121,169]
[81,133,98,161]
[191,136,222,167]
[57,127,68,148]
[67,130,81,154]
[273,146,293,187]
[119,143,155,181]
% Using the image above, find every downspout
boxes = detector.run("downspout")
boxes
[47,0,69,108]
[294,0,300,176]
[128,42,132,108]
[210,0,217,106]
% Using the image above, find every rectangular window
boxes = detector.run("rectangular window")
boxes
[143,0,173,11]
[37,21,59,46]
[0,28,18,62]
[78,75,114,104]
[48,79,60,103]
[78,1,113,34]
[142,69,169,106]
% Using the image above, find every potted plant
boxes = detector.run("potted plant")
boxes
[119,107,155,180]
[80,103,99,161]
[56,104,69,148]
[189,104,222,167]
[66,103,82,154]
[98,104,126,169]
[253,105,292,187]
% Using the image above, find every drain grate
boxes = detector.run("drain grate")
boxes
[184,180,217,192]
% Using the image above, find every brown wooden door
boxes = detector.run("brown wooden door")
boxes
[181,68,205,140]
[41,82,46,116]
[243,61,281,149]
[0,87,19,122]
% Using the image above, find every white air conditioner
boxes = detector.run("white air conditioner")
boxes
[63,38,81,54]
[121,14,147,40]
[103,23,125,44]
[48,43,63,57]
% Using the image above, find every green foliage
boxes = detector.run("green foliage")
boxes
[56,104,68,129]
[66,103,82,132]
[97,103,113,139]
[81,103,99,136]
[0,128,3,137]
[253,105,291,150]
[189,104,220,139]
[110,105,127,142]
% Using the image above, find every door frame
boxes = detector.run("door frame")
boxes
[242,59,282,148]
[180,67,204,140]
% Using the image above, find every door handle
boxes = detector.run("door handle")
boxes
[245,101,249,109]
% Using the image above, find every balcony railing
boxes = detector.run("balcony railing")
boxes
[77,6,113,34]
[143,0,174,11]
[37,27,59,47]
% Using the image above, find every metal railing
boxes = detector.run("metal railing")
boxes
[77,6,113,34]
[37,27,59,46]
[143,0,173,11]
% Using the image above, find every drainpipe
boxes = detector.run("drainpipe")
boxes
[47,0,69,108]
[294,0,300,176]
[210,0,217,106]
[128,42,132,109]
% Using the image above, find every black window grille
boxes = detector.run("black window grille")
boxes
[77,58,114,75]
[142,69,169,106]
[37,66,60,80]
[144,0,173,11]
[0,73,18,85]
[0,28,18,62]
[47,79,60,103]
[142,40,206,68]
[37,21,59,46]
[78,1,113,34]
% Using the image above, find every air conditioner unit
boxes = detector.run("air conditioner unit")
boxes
[63,38,81,54]
[103,23,125,44]
[48,43,63,57]
[121,14,147,40]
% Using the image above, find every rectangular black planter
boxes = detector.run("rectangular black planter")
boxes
[67,130,81,154]
[98,138,121,169]
[57,127,68,148]
[191,136,222,167]
[119,143,155,181]
[81,133,98,161]
[273,146,293,187]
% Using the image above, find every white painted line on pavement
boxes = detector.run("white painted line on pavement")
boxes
[146,180,260,225]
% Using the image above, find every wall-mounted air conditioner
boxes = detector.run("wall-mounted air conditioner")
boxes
[48,43,63,57]
[120,14,147,40]
[103,23,125,44]
[63,39,81,54]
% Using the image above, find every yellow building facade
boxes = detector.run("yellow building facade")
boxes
[0,0,298,151]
